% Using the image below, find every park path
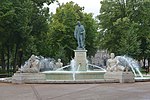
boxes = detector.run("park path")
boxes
[0,82,150,100]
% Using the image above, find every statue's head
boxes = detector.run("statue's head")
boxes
[30,55,36,61]
[77,21,81,26]
[110,53,115,59]
[58,58,61,62]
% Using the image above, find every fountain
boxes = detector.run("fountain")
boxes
[10,49,106,84]
[37,21,107,81]
[6,21,149,84]
[116,55,143,78]
[4,53,150,84]
[42,50,106,81]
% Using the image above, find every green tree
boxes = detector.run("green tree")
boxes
[113,17,140,57]
[48,2,98,64]
[0,0,15,71]
[0,0,56,74]
[12,0,33,71]
[135,1,150,68]
[97,0,150,60]
[82,13,98,56]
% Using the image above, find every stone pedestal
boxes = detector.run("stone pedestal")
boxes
[12,73,46,84]
[74,50,87,71]
[104,72,135,83]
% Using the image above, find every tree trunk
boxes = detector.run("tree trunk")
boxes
[6,45,10,74]
[143,58,146,69]
[1,47,6,70]
[1,46,6,70]
[18,49,23,68]
[13,44,19,73]
[148,58,150,73]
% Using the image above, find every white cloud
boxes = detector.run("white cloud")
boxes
[48,0,102,17]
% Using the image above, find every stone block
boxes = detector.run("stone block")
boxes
[12,73,46,84]
[74,50,87,71]
[104,72,135,83]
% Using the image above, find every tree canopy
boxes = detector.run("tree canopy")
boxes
[0,0,149,74]
[0,0,56,73]
[48,1,98,63]
[97,0,150,60]
[0,0,98,73]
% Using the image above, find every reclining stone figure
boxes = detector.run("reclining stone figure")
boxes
[18,55,40,73]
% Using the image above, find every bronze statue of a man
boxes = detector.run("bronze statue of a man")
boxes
[74,21,85,49]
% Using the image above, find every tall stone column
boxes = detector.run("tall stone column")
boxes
[74,50,87,71]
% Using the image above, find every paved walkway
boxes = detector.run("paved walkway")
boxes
[0,82,150,100]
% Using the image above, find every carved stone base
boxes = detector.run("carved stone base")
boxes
[12,73,46,84]
[74,50,87,71]
[104,72,135,83]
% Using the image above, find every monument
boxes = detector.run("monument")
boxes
[12,55,45,83]
[74,21,87,71]
[41,21,106,81]
[10,21,140,84]
[104,53,135,83]
[74,21,85,49]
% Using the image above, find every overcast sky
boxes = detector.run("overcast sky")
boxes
[48,0,102,17]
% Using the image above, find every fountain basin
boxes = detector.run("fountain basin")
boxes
[42,71,105,80]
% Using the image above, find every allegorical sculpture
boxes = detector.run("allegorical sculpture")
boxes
[74,21,85,49]
[56,58,63,68]
[18,55,40,73]
[106,53,125,72]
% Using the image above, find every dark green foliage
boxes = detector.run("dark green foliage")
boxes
[48,2,98,64]
[0,0,98,73]
[98,0,150,60]
[0,0,56,73]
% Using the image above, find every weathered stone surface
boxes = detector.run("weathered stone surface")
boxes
[44,71,105,80]
[18,55,40,73]
[74,50,87,71]
[12,73,46,83]
[104,72,135,83]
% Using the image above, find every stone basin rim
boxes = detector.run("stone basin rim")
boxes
[41,71,106,74]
